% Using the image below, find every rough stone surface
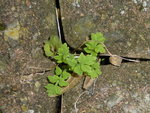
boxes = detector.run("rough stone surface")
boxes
[59,0,150,113]
[0,0,58,113]
[60,0,150,58]
[0,0,150,113]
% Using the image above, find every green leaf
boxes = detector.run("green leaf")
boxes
[58,78,69,87]
[48,75,59,83]
[95,68,102,75]
[84,48,97,55]
[44,42,54,57]
[78,53,96,65]
[66,55,77,67]
[45,84,62,96]
[73,65,83,75]
[95,44,106,53]
[91,32,106,43]
[54,55,63,63]
[43,36,62,57]
[85,41,97,49]
[84,40,104,56]
[90,51,98,56]
[49,36,62,51]
[58,43,69,55]
[84,47,91,53]
[62,70,71,80]
[55,66,62,75]
[84,47,98,56]
[91,62,100,69]
[87,69,98,78]
[80,64,91,72]
[54,43,70,63]
[54,85,62,94]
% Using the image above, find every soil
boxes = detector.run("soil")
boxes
[0,0,150,113]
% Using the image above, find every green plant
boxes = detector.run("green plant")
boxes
[84,32,106,56]
[45,66,71,96]
[44,35,62,57]
[44,32,106,97]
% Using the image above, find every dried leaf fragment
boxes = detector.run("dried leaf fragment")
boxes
[83,76,95,89]
[109,55,122,66]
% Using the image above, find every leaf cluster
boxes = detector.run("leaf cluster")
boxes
[66,53,101,78]
[44,32,106,96]
[45,66,71,96]
[44,35,62,57]
[84,32,106,56]
[54,43,70,63]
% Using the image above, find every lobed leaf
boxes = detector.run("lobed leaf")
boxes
[55,66,62,75]
[78,53,96,65]
[81,64,91,72]
[73,65,83,75]
[54,55,63,63]
[45,84,62,96]
[54,43,70,63]
[48,75,59,83]
[58,78,69,87]
[49,35,62,51]
[91,32,106,43]
[95,44,106,53]
[44,42,54,57]
[62,70,71,80]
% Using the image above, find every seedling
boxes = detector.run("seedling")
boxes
[44,32,106,97]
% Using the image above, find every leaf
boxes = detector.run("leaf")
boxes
[66,55,77,67]
[58,43,69,55]
[78,53,96,65]
[84,40,105,56]
[54,55,63,63]
[85,41,97,49]
[48,75,59,83]
[59,78,69,87]
[80,64,91,72]
[84,47,92,53]
[49,35,62,51]
[44,42,54,57]
[91,62,100,69]
[90,62,102,75]
[55,66,62,75]
[95,68,102,75]
[43,36,62,57]
[62,70,71,80]
[45,84,62,96]
[95,44,105,53]
[91,32,106,43]
[54,43,70,63]
[54,85,62,94]
[73,65,83,75]
[87,69,98,78]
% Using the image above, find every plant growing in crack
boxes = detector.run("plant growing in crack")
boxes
[43,32,140,97]
[44,32,123,97]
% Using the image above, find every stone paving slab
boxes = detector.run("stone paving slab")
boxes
[60,1,150,113]
[60,0,150,58]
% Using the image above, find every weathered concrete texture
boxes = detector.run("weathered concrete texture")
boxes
[60,0,150,58]
[62,62,150,113]
[0,0,58,113]
[60,0,150,113]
